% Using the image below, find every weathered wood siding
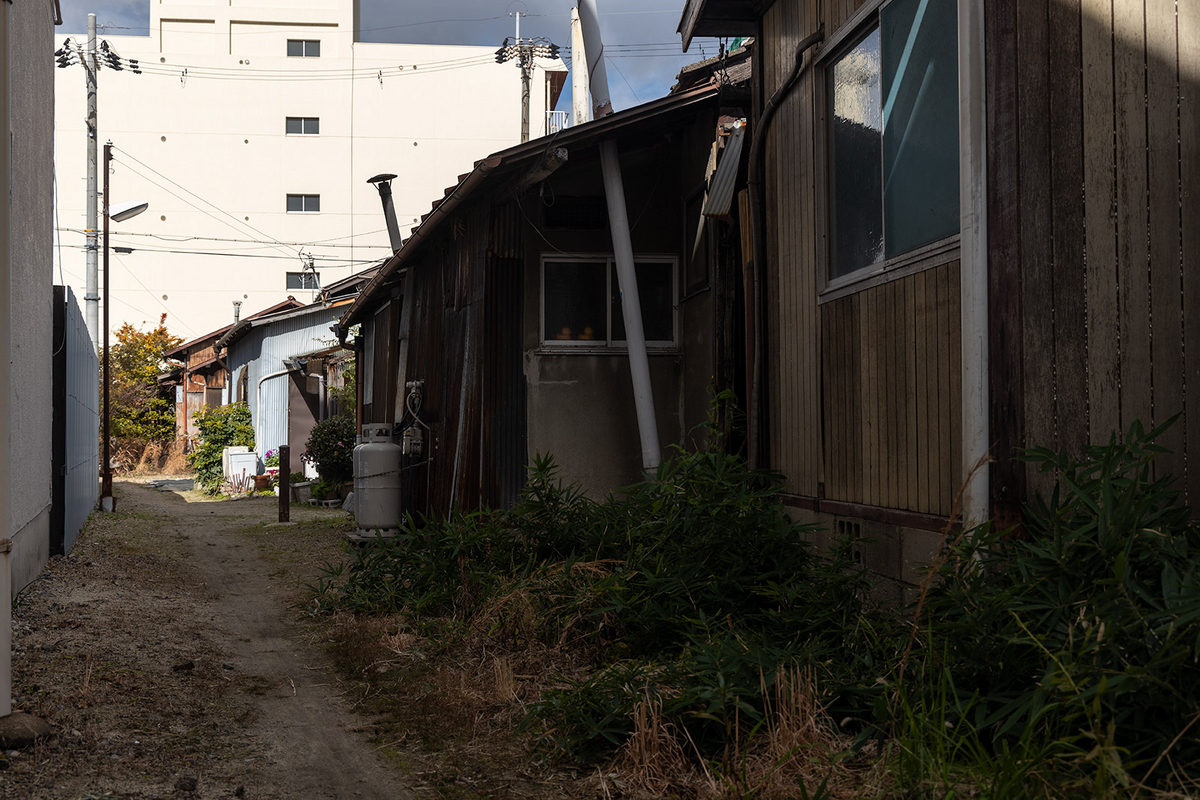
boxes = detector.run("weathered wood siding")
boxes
[761,0,961,515]
[987,0,1200,513]
[762,0,824,499]
[822,263,962,516]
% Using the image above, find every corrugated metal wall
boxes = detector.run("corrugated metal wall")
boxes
[51,286,99,555]
[225,306,341,462]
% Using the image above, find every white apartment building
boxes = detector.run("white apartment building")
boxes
[54,0,566,340]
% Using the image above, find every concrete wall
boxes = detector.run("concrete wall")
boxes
[7,0,56,593]
[53,0,565,342]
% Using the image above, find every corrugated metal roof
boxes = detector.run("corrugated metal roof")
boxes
[337,84,722,338]
[703,121,745,220]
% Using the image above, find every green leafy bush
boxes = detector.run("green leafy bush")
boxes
[187,403,254,493]
[309,442,887,760]
[303,415,356,485]
[914,418,1200,787]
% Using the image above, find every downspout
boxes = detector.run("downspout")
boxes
[744,28,823,470]
[257,367,298,461]
[958,0,989,526]
[577,0,662,472]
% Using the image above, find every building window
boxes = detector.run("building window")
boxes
[286,271,320,290]
[285,117,319,135]
[286,194,320,213]
[825,0,959,282]
[541,255,676,348]
[287,39,320,57]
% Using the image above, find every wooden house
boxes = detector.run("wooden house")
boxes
[679,0,1199,594]
[163,298,302,446]
[336,84,749,518]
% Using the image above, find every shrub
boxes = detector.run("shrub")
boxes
[303,415,356,485]
[109,315,183,467]
[914,418,1200,787]
[308,443,887,761]
[187,403,254,493]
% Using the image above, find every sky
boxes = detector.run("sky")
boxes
[55,0,725,111]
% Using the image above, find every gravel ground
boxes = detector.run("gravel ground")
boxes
[2,478,411,799]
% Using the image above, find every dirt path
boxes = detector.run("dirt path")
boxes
[4,479,413,799]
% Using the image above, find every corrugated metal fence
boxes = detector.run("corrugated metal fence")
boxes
[51,286,99,555]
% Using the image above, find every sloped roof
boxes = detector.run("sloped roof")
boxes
[336,83,722,338]
[165,297,303,360]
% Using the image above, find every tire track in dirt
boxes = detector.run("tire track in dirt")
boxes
[119,481,413,799]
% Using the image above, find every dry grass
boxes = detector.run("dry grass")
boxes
[597,666,883,800]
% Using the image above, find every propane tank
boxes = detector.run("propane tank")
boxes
[352,424,403,538]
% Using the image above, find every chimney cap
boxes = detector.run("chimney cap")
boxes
[367,173,397,184]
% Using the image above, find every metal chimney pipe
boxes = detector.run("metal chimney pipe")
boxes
[232,300,242,324]
[367,173,403,254]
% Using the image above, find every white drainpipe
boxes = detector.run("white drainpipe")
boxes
[959,0,989,527]
[577,0,662,471]
[257,367,297,462]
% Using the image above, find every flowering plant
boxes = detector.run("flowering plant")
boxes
[264,449,280,468]
[303,414,357,484]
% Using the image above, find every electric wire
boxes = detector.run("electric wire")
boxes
[110,252,199,336]
[110,147,300,259]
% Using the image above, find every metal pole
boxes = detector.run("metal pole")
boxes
[577,0,660,471]
[85,14,100,350]
[278,446,290,522]
[101,143,114,511]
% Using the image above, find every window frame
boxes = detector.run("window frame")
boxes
[286,193,321,213]
[539,253,678,352]
[286,39,321,57]
[285,116,320,136]
[286,271,321,290]
[814,0,960,303]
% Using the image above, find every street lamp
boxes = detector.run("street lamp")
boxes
[100,141,147,512]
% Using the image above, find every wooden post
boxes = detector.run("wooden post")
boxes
[278,445,290,523]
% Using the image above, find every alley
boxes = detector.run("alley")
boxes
[3,480,411,799]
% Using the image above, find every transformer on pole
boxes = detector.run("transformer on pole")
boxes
[494,13,560,143]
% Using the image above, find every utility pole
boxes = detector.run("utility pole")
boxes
[495,17,559,143]
[85,14,99,350]
[55,23,141,350]
[570,7,591,126]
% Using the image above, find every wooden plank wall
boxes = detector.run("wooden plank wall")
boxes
[822,263,962,516]
[988,0,1199,512]
[761,0,825,498]
[401,202,490,519]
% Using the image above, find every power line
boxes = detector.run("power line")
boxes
[62,242,383,264]
[110,147,300,260]
[55,226,393,250]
